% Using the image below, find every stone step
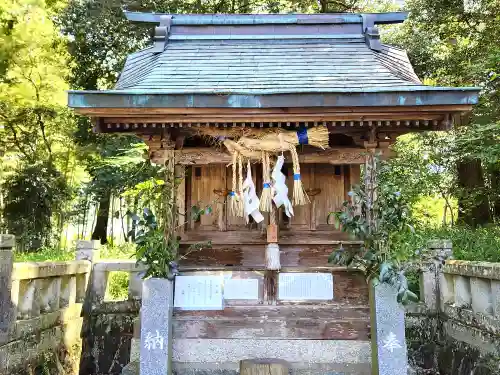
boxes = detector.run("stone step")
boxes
[122,360,371,375]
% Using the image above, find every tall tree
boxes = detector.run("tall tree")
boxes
[386,0,500,225]
[0,0,75,247]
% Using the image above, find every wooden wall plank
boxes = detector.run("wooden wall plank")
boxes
[174,305,370,320]
[314,164,344,226]
[179,242,361,267]
[190,165,226,229]
[172,319,369,340]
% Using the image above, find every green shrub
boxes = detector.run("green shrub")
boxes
[393,225,500,263]
[105,271,129,301]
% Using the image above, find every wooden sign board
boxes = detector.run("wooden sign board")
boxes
[278,273,334,300]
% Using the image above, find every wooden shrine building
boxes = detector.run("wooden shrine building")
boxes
[68,11,479,375]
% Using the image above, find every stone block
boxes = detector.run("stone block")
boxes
[0,235,14,345]
[91,269,109,303]
[492,281,500,318]
[427,239,452,250]
[440,273,455,309]
[40,277,61,313]
[60,275,77,307]
[18,279,41,319]
[172,339,370,364]
[140,278,174,375]
[76,239,101,262]
[76,272,90,302]
[420,270,438,312]
[453,275,471,308]
[129,271,143,300]
[470,277,493,315]
[370,282,408,375]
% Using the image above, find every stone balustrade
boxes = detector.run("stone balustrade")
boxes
[439,260,500,353]
[407,253,500,374]
[11,260,91,320]
[0,237,93,373]
[90,260,146,314]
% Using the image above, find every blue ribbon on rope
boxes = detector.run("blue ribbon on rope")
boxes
[294,174,301,180]
[229,191,236,196]
[297,127,309,145]
[263,183,271,188]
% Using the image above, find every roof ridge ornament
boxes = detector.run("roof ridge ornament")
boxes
[152,15,172,54]
[362,14,382,52]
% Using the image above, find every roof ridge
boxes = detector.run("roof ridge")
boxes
[124,12,408,26]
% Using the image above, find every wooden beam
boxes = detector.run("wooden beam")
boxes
[102,112,447,124]
[149,147,392,165]
[77,104,474,117]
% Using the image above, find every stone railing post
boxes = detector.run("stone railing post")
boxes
[76,240,103,304]
[419,240,453,313]
[76,240,101,262]
[0,234,15,345]
[424,240,453,312]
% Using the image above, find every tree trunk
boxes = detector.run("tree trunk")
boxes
[457,159,490,226]
[91,191,111,244]
[489,166,500,221]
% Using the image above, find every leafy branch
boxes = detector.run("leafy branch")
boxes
[327,154,425,304]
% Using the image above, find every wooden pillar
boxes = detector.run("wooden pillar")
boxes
[174,164,186,235]
[364,143,377,233]
[163,148,176,240]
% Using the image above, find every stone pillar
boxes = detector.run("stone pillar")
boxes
[420,240,453,313]
[0,234,15,345]
[76,240,101,262]
[75,240,102,306]
[140,278,174,375]
[370,282,409,375]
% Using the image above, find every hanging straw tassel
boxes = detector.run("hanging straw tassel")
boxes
[259,151,272,212]
[290,145,310,206]
[229,151,239,217]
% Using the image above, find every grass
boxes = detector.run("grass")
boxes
[393,225,500,263]
[14,242,136,262]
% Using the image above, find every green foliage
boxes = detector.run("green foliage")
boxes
[328,156,423,304]
[105,271,130,300]
[4,162,72,250]
[130,207,211,279]
[384,0,500,224]
[131,208,176,279]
